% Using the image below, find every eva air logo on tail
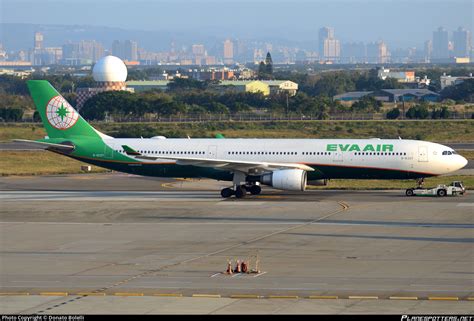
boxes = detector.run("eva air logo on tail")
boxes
[46,95,79,130]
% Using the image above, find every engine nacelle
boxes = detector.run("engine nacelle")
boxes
[260,169,307,191]
[307,179,329,186]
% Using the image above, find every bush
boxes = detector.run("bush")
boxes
[0,108,24,121]
[406,105,429,119]
[386,108,400,119]
[431,107,450,119]
[33,111,41,122]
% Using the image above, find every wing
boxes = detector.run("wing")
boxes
[147,155,313,173]
[136,157,313,175]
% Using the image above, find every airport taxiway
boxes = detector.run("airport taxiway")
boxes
[0,173,473,314]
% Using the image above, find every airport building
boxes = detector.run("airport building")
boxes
[377,67,415,83]
[440,73,474,89]
[216,80,298,96]
[76,55,134,109]
[334,89,439,103]
[125,79,298,97]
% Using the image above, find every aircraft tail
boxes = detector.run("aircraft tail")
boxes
[27,80,110,140]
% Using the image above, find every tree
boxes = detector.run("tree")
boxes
[440,79,474,103]
[257,52,274,80]
[167,78,207,92]
[386,108,401,119]
[406,104,429,119]
[0,108,24,121]
[351,96,382,113]
[257,62,268,80]
[264,52,273,76]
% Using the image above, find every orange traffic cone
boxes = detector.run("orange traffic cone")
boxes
[226,260,233,275]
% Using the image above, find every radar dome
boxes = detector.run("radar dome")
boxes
[92,55,127,82]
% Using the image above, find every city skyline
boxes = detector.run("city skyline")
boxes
[1,0,472,48]
[2,23,471,67]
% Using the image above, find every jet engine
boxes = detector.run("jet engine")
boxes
[260,169,307,191]
[307,179,329,186]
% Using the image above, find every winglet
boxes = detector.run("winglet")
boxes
[215,133,225,139]
[122,145,140,156]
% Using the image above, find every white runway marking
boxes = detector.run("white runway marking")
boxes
[0,221,304,225]
[217,202,267,206]
[0,191,222,202]
[457,203,474,207]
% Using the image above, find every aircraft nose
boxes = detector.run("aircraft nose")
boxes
[458,155,468,169]
[460,156,467,168]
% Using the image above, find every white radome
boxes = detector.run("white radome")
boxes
[92,55,127,82]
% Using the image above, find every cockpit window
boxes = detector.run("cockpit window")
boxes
[442,151,454,155]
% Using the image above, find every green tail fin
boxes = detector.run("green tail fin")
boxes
[27,80,106,139]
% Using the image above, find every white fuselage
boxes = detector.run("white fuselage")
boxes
[105,138,467,178]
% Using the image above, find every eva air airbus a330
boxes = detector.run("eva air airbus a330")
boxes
[18,80,468,198]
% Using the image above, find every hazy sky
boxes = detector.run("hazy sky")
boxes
[1,0,472,48]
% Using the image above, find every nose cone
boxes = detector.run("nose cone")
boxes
[458,155,468,170]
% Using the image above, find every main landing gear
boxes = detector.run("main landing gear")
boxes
[220,184,262,198]
[221,171,263,199]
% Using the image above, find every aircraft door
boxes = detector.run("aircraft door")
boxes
[208,145,217,159]
[332,150,343,163]
[418,146,428,162]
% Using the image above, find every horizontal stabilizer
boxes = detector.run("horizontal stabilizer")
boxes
[13,139,75,151]
[122,145,141,156]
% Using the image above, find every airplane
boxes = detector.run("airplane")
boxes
[17,80,468,198]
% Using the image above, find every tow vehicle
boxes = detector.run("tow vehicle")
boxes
[406,181,466,197]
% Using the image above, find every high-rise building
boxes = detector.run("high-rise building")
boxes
[62,41,104,64]
[124,40,138,61]
[0,43,7,61]
[62,41,101,64]
[366,41,389,64]
[112,40,123,59]
[453,27,471,58]
[192,44,205,56]
[318,27,334,55]
[235,39,249,62]
[323,38,340,62]
[318,27,340,62]
[424,40,433,62]
[432,27,449,61]
[112,40,138,61]
[223,39,234,64]
[34,32,43,50]
[342,42,366,63]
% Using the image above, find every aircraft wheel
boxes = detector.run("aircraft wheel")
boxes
[249,185,262,195]
[235,186,247,198]
[221,188,234,198]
